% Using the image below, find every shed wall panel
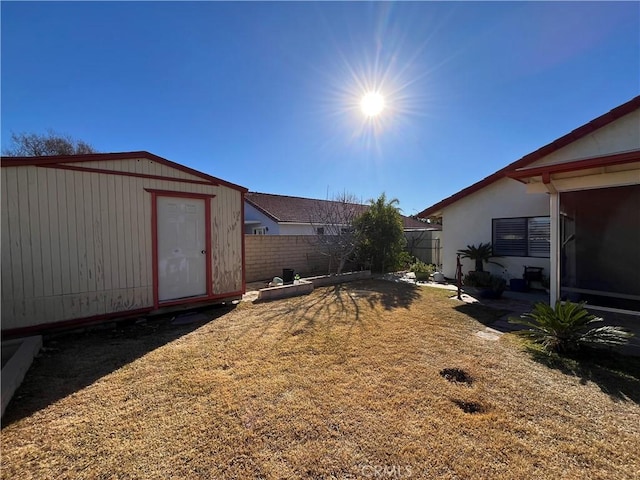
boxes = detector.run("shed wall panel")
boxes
[47,170,63,296]
[211,187,243,294]
[6,169,24,303]
[56,169,72,295]
[36,168,53,297]
[2,161,243,331]
[26,168,43,298]
[1,173,13,305]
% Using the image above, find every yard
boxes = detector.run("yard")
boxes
[2,280,639,479]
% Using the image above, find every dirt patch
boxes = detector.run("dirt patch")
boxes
[452,399,487,414]
[440,368,473,385]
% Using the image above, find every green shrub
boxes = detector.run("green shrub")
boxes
[410,260,436,281]
[398,251,414,270]
[488,275,507,292]
[509,301,633,353]
[410,260,436,274]
[463,271,491,287]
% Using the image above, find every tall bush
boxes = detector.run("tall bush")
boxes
[354,193,406,273]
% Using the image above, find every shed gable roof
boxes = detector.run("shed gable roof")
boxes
[0,151,248,193]
[417,96,640,218]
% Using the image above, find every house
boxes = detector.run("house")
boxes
[245,192,439,235]
[245,192,362,236]
[1,151,247,336]
[418,96,640,314]
[245,192,442,265]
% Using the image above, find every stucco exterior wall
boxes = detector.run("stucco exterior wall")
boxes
[440,178,549,279]
[278,224,318,235]
[529,110,640,167]
[1,158,244,331]
[244,203,280,234]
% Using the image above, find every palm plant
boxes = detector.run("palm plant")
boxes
[457,242,502,272]
[509,301,633,353]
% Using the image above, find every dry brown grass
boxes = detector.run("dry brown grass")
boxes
[2,280,639,479]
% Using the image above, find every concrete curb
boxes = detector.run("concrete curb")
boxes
[2,336,42,418]
[257,280,314,301]
[306,270,371,288]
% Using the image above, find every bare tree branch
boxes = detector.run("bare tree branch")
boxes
[309,192,364,274]
[2,130,97,156]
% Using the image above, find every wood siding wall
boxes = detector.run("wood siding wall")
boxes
[1,158,243,331]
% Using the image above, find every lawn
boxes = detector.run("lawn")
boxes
[2,280,639,479]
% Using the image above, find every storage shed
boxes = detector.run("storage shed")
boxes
[1,151,247,336]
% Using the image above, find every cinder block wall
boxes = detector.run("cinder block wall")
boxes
[245,235,331,282]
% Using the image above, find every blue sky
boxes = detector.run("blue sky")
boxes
[2,2,638,216]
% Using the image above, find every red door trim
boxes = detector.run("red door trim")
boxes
[241,191,247,294]
[147,189,216,309]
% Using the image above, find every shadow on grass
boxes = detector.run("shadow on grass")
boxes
[351,279,422,311]
[453,302,511,328]
[455,301,640,404]
[525,345,640,404]
[244,279,421,349]
[1,304,237,428]
[254,279,421,321]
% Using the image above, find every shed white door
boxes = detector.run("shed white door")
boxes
[157,196,207,302]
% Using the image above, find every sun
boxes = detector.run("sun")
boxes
[360,91,385,117]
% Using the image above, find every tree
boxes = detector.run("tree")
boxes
[310,192,364,274]
[354,193,406,273]
[2,130,97,157]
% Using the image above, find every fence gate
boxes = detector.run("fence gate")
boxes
[405,232,441,267]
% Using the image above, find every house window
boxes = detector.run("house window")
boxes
[253,227,267,235]
[492,217,550,257]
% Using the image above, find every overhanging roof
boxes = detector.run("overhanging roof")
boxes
[508,150,640,182]
[417,95,640,218]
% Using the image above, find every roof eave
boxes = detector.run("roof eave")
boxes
[417,95,640,218]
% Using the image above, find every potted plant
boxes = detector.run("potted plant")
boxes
[457,242,503,273]
[410,260,435,282]
[479,274,506,299]
[463,272,506,299]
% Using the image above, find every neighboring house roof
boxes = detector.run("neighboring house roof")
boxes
[0,151,248,193]
[417,95,640,218]
[245,192,362,223]
[402,216,441,231]
[245,192,439,230]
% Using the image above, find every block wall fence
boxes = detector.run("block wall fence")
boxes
[244,235,331,283]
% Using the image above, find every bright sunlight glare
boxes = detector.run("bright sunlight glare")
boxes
[360,91,385,117]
